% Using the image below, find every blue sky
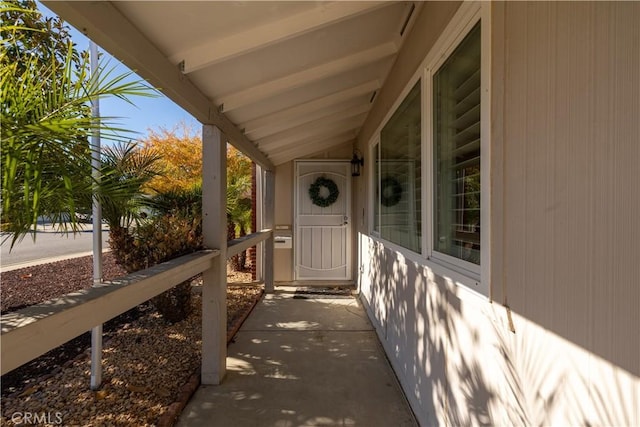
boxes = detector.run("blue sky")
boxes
[39,2,199,141]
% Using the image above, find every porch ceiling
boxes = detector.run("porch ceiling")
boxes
[43,1,420,169]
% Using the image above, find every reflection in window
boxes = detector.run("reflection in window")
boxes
[377,81,421,253]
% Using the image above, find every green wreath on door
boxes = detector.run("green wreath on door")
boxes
[308,176,340,207]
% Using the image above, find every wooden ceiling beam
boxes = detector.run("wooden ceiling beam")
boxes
[255,105,370,145]
[259,115,366,152]
[247,99,371,140]
[171,2,389,74]
[239,80,379,135]
[219,42,396,112]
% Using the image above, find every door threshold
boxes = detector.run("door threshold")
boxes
[276,280,355,288]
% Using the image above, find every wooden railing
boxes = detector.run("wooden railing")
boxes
[227,229,272,259]
[1,229,273,375]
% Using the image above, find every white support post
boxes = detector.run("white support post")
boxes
[89,40,103,391]
[255,165,263,283]
[201,125,227,385]
[263,170,275,293]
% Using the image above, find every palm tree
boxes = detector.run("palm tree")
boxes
[152,183,202,219]
[1,1,157,247]
[227,166,252,271]
[98,142,161,264]
[99,142,161,230]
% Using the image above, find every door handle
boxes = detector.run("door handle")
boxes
[343,215,348,225]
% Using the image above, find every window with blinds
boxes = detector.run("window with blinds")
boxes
[433,23,481,265]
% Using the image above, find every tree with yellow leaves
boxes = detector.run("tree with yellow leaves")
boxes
[141,122,202,193]
[140,122,254,271]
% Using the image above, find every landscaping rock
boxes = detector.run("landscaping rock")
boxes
[0,255,261,426]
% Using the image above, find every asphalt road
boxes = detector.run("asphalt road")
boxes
[0,225,110,271]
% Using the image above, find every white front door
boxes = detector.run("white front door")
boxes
[295,161,351,281]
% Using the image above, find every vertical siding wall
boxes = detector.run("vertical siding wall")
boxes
[358,2,639,426]
[496,3,640,423]
[498,1,640,370]
[495,2,640,384]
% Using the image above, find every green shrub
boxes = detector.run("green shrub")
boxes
[109,188,202,323]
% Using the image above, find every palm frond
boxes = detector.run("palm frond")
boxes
[1,6,159,246]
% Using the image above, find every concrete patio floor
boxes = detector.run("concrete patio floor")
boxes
[177,286,417,427]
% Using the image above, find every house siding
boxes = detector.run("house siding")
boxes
[357,2,639,426]
[498,1,640,376]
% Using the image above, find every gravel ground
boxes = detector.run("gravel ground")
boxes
[1,253,127,314]
[0,254,261,426]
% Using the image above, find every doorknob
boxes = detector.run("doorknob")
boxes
[343,215,348,225]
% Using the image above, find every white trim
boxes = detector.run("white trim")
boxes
[430,251,481,282]
[422,70,432,259]
[255,164,264,282]
[479,1,492,299]
[419,1,481,76]
[368,137,380,237]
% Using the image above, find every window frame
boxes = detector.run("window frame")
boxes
[369,138,380,237]
[425,2,491,295]
[368,1,491,297]
[426,18,483,280]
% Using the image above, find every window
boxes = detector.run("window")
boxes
[375,81,421,253]
[432,23,481,266]
[373,141,380,233]
[368,3,488,291]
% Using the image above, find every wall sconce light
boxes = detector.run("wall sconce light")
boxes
[351,150,364,177]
